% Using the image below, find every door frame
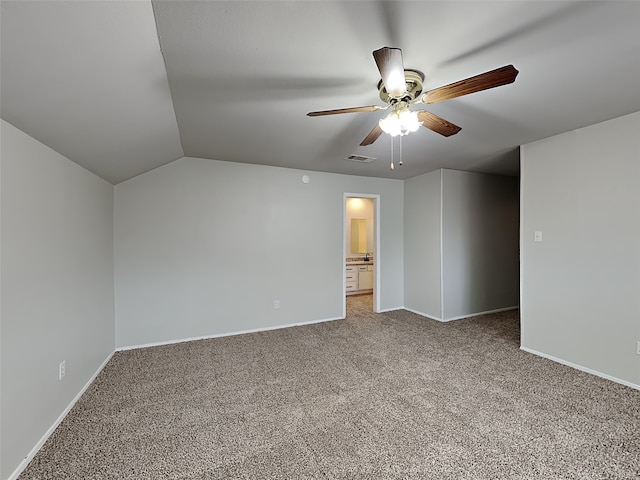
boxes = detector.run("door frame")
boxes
[343,193,381,317]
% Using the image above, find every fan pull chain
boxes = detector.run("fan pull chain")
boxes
[390,135,394,170]
[399,136,403,166]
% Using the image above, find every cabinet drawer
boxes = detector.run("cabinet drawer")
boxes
[357,265,368,272]
[345,280,358,291]
[345,265,356,273]
[345,273,357,281]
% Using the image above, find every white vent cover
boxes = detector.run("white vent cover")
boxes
[345,154,376,163]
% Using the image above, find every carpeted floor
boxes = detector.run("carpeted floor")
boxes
[19,295,640,479]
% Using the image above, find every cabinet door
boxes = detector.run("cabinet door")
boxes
[358,271,373,290]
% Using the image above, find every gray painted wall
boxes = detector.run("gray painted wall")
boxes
[1,120,115,479]
[442,170,520,319]
[520,111,640,387]
[404,170,442,318]
[114,157,404,348]
[404,169,519,320]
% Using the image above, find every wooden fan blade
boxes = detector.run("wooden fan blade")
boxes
[421,65,519,104]
[307,105,381,117]
[360,124,384,146]
[373,47,406,98]
[417,111,461,137]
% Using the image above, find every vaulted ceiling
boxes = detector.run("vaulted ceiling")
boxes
[2,1,640,184]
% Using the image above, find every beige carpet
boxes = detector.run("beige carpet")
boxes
[19,295,640,479]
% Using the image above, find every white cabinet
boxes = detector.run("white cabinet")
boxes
[346,263,373,294]
[345,265,358,293]
[358,266,373,290]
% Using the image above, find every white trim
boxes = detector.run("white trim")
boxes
[520,346,640,392]
[376,306,405,314]
[342,194,347,319]
[374,195,381,313]
[439,169,445,320]
[403,305,519,323]
[117,315,344,351]
[403,307,442,322]
[8,352,114,480]
[442,306,519,322]
[343,193,382,314]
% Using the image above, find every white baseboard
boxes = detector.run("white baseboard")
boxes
[442,306,519,322]
[402,305,518,322]
[118,305,519,352]
[117,315,345,351]
[402,307,441,321]
[8,352,114,480]
[520,346,640,391]
[376,305,405,314]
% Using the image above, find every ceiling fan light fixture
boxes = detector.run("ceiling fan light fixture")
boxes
[379,104,422,137]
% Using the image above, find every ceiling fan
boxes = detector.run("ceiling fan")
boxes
[307,47,518,147]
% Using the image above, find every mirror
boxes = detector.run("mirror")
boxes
[351,218,368,254]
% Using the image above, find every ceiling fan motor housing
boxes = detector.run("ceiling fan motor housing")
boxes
[378,69,425,104]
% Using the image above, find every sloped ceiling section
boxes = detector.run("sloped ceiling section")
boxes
[2,1,640,184]
[0,1,183,184]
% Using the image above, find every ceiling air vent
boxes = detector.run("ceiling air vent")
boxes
[345,154,376,163]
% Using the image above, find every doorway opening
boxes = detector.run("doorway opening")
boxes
[343,194,380,317]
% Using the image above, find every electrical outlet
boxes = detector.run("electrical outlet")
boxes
[534,231,543,242]
[59,360,66,380]
[273,300,280,309]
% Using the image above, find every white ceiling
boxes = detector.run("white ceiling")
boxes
[2,1,640,184]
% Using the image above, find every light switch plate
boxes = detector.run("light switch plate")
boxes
[534,231,543,242]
